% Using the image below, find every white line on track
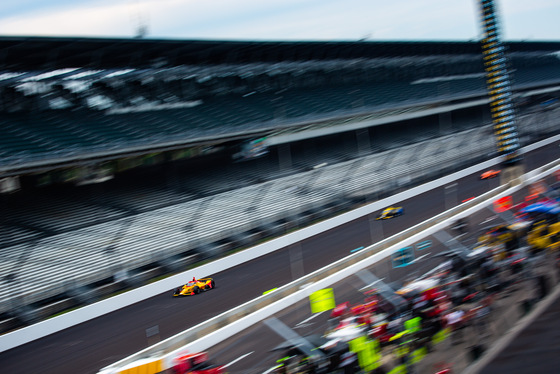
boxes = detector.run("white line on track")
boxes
[223,351,254,368]
[452,233,467,240]
[295,311,325,327]
[410,252,431,265]
[479,216,497,225]
[262,364,283,374]
[359,278,385,291]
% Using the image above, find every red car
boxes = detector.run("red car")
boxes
[480,169,501,180]
[172,352,224,374]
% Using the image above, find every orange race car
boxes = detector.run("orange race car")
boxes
[480,169,501,180]
[173,277,215,297]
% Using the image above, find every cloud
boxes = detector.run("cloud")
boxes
[150,0,479,41]
[499,0,560,40]
[0,0,557,41]
[0,1,141,37]
[0,0,307,38]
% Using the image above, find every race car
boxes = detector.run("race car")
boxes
[172,351,224,374]
[480,169,501,180]
[376,206,404,220]
[173,277,215,297]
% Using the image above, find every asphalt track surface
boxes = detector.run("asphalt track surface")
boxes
[1,142,558,374]
[478,287,560,374]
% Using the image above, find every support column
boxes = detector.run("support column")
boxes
[477,0,524,174]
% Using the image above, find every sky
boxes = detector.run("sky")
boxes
[0,0,559,41]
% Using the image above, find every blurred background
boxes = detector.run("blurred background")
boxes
[0,1,559,373]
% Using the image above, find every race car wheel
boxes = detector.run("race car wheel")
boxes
[210,280,215,289]
[193,286,200,294]
[173,288,180,296]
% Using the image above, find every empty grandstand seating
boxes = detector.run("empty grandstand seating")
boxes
[0,37,559,326]
[0,124,500,313]
[0,50,558,169]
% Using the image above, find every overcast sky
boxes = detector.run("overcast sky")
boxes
[0,0,558,41]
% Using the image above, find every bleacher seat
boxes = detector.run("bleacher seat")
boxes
[0,48,558,316]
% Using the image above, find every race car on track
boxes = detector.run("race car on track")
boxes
[171,351,224,374]
[480,169,501,180]
[376,206,404,220]
[173,277,215,297]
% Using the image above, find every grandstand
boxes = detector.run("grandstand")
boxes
[1,38,559,174]
[0,36,559,331]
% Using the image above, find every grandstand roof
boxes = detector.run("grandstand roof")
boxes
[1,36,559,70]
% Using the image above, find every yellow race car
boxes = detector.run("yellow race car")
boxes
[173,277,215,297]
[376,206,404,220]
